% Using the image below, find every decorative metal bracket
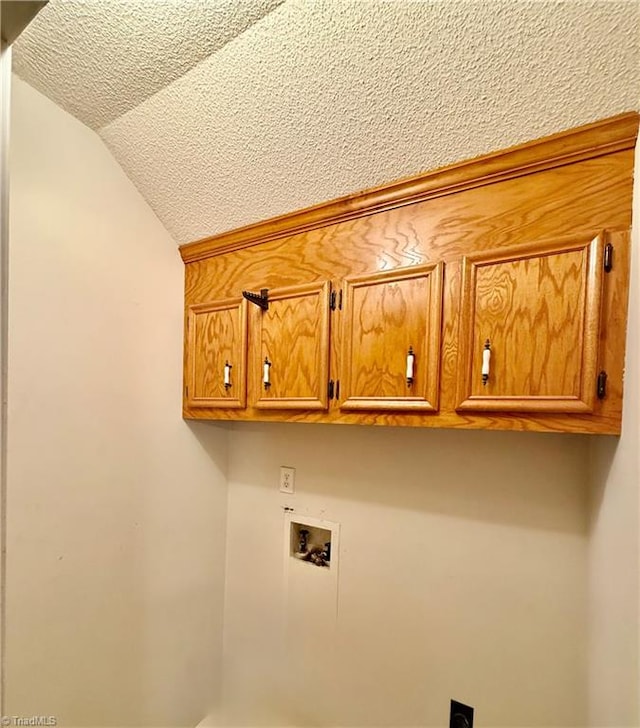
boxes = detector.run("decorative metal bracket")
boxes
[242,288,269,311]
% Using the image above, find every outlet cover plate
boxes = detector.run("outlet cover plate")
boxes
[280,466,295,494]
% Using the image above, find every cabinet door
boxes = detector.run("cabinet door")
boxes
[253,281,331,410]
[186,298,247,408]
[340,263,444,411]
[456,232,606,412]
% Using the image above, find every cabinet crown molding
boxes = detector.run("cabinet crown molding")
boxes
[179,112,639,264]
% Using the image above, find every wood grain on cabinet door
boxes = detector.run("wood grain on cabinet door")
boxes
[253,281,331,409]
[456,232,606,412]
[186,298,247,408]
[340,263,444,411]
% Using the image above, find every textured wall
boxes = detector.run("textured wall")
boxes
[7,76,229,726]
[98,0,640,244]
[11,0,640,245]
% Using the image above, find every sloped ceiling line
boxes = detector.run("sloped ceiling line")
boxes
[12,0,640,246]
[12,0,285,130]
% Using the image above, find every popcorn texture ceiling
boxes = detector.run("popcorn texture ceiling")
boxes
[12,0,284,129]
[12,0,640,245]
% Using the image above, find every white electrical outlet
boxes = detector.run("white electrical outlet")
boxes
[280,466,295,494]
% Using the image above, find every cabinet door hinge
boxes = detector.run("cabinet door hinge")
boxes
[328,379,335,400]
[330,289,342,311]
[604,243,613,272]
[597,371,607,399]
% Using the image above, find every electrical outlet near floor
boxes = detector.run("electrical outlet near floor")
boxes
[450,699,474,728]
[279,466,295,494]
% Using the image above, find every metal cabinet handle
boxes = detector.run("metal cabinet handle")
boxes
[482,339,491,385]
[263,357,271,389]
[224,361,232,389]
[406,346,415,387]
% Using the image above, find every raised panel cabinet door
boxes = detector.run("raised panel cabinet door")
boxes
[253,281,331,410]
[456,232,606,412]
[186,298,248,408]
[340,263,444,411]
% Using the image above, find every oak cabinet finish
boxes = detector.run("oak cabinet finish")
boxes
[252,281,331,410]
[186,298,247,408]
[340,263,444,412]
[181,113,638,434]
[456,232,605,413]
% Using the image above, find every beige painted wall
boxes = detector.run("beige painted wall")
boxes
[6,76,229,727]
[587,138,640,726]
[0,42,12,716]
[220,424,589,727]
[6,63,637,728]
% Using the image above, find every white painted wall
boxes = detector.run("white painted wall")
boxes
[6,77,229,727]
[587,138,640,726]
[221,424,589,727]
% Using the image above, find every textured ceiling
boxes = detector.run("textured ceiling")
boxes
[12,0,283,129]
[13,0,640,245]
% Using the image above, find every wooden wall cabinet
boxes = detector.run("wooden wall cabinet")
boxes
[252,281,331,410]
[180,113,638,435]
[456,232,606,413]
[185,298,247,408]
[340,263,444,412]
